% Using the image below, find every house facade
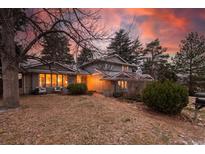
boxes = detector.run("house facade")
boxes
[0,54,153,97]
[79,54,153,96]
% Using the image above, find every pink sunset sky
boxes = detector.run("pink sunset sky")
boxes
[100,8,205,56]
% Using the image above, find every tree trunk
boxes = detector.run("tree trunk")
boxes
[0,9,20,108]
[1,61,20,108]
[188,79,194,96]
[189,61,194,96]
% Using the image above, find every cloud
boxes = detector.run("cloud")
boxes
[101,8,200,54]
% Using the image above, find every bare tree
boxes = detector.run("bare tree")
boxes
[0,8,106,108]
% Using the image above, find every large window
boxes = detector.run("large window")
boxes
[52,74,57,87]
[118,80,128,89]
[58,74,63,87]
[77,75,82,83]
[46,74,51,87]
[39,74,46,87]
[77,75,86,84]
[39,73,68,88]
[63,75,68,87]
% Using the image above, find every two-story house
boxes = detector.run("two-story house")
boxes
[0,54,153,97]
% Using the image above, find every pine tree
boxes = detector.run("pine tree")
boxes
[107,29,133,62]
[157,63,177,82]
[77,48,94,65]
[41,32,74,64]
[173,32,205,95]
[131,37,143,65]
[142,39,169,79]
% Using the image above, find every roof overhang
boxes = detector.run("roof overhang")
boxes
[80,59,138,68]
[26,69,77,75]
[101,71,154,81]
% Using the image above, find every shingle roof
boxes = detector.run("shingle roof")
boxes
[80,54,138,68]
[94,69,153,81]
[20,59,90,75]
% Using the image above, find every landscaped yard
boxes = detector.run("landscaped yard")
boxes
[0,94,204,144]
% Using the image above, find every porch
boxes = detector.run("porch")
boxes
[21,72,77,94]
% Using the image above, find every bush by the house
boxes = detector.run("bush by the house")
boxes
[142,81,188,115]
[87,90,95,96]
[113,91,123,98]
[67,83,87,95]
[125,94,142,102]
[31,88,39,95]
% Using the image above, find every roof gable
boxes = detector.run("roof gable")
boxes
[102,54,128,64]
[80,54,137,69]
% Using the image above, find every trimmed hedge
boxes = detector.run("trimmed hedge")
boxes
[142,81,188,115]
[67,83,87,95]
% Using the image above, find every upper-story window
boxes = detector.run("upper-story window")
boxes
[122,65,129,72]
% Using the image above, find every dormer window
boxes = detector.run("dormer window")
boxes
[122,65,128,72]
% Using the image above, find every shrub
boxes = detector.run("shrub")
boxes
[113,92,123,98]
[31,88,39,95]
[67,83,87,95]
[142,81,188,115]
[125,94,142,102]
[87,91,95,96]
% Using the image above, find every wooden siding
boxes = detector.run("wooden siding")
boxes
[86,74,114,96]
[127,81,152,97]
[31,73,39,90]
[83,61,134,73]
[0,78,2,96]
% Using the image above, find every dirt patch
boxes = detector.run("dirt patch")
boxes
[0,94,204,144]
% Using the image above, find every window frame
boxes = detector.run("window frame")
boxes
[46,74,51,87]
[117,80,128,90]
[39,74,46,87]
[39,73,68,88]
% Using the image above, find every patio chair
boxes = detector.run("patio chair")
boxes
[38,87,47,94]
[54,86,62,92]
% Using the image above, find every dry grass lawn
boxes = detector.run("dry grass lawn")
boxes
[0,94,204,144]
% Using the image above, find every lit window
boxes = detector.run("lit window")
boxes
[77,75,86,84]
[122,66,129,72]
[77,75,82,83]
[46,74,51,87]
[118,80,128,89]
[81,76,86,83]
[18,73,22,88]
[58,74,63,87]
[52,74,57,87]
[18,73,22,79]
[39,74,46,87]
[63,75,68,87]
[124,81,127,89]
